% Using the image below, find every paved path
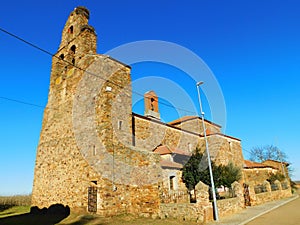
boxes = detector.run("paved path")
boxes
[246,193,300,225]
[207,194,299,225]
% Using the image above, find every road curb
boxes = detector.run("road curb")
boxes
[238,194,299,225]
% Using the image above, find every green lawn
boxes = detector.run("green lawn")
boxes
[0,206,31,218]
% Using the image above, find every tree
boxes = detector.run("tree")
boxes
[221,162,242,189]
[249,145,288,162]
[249,145,293,177]
[181,149,208,191]
[182,148,242,192]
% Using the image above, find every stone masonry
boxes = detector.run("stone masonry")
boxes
[32,7,162,216]
[31,6,292,222]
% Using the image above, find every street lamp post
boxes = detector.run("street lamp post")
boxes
[196,81,219,221]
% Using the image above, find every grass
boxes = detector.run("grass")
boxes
[0,207,203,225]
[57,213,203,225]
[0,205,31,218]
[0,195,203,225]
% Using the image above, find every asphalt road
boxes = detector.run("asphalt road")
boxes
[246,194,300,225]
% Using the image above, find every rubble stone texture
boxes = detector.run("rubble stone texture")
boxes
[31,6,291,222]
[32,7,161,216]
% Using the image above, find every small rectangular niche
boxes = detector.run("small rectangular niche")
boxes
[169,176,175,190]
[118,120,123,130]
[92,145,96,156]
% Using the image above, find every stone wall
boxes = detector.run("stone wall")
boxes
[216,181,244,217]
[159,203,209,222]
[262,160,289,177]
[217,197,243,217]
[248,180,292,206]
[207,134,244,169]
[170,117,221,135]
[133,115,244,169]
[160,169,186,191]
[133,114,202,154]
[243,167,278,185]
[159,181,213,223]
[32,7,162,218]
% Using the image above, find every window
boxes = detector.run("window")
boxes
[93,145,96,156]
[59,54,64,60]
[118,120,123,130]
[68,26,74,34]
[70,45,76,54]
[169,176,175,190]
[150,98,155,111]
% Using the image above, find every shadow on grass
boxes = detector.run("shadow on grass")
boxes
[0,203,70,225]
[67,215,102,225]
[0,205,13,213]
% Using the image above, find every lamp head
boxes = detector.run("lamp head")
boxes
[196,81,204,86]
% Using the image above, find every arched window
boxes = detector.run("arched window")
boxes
[68,26,74,34]
[70,45,76,54]
[150,98,155,111]
[59,54,64,60]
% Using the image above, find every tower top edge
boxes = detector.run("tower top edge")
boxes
[73,6,90,20]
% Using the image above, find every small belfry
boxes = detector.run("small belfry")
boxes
[58,6,96,56]
[144,90,160,120]
[51,6,97,89]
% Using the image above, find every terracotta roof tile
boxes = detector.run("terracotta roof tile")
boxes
[168,116,198,125]
[168,115,222,128]
[244,160,276,169]
[153,145,172,155]
[262,159,290,166]
[171,148,191,156]
[153,145,191,156]
[160,160,183,169]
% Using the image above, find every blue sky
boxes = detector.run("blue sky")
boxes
[0,0,300,195]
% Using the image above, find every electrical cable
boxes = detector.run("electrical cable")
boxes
[0,26,198,115]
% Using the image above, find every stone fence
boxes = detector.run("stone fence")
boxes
[159,181,246,222]
[159,182,213,223]
[249,180,292,206]
[159,189,190,204]
[158,180,292,223]
[216,181,244,217]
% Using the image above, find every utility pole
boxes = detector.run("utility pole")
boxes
[196,81,219,221]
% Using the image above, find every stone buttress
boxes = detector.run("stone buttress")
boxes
[32,7,161,216]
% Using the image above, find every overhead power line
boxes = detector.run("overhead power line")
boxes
[0,27,197,115]
[0,96,45,109]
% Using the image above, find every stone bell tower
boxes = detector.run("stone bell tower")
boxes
[32,6,161,216]
[144,90,160,120]
[31,6,101,211]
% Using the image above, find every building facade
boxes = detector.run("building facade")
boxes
[32,6,290,219]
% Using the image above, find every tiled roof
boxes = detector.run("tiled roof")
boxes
[244,160,276,169]
[160,160,183,169]
[153,145,172,155]
[153,145,191,156]
[168,116,198,125]
[168,115,222,128]
[171,148,191,156]
[262,159,290,167]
